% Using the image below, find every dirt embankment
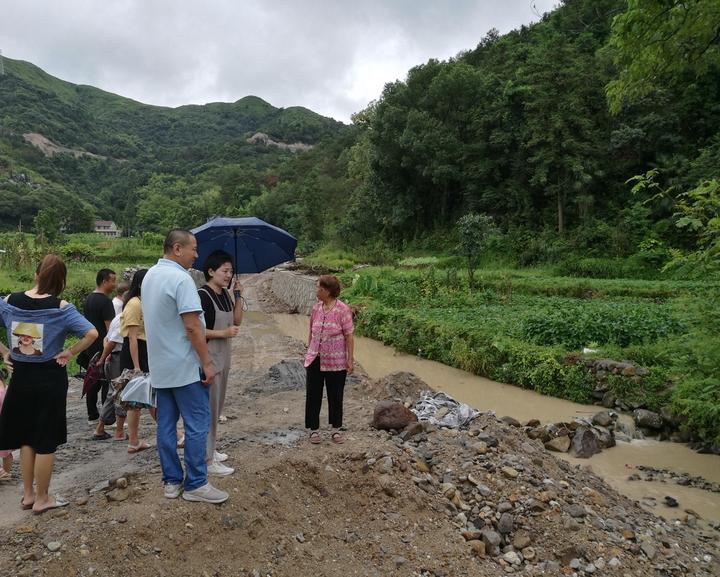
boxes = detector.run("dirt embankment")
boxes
[0,273,717,577]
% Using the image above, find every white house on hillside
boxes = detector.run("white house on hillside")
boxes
[94,220,121,237]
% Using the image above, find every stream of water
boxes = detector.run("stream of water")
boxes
[274,312,720,524]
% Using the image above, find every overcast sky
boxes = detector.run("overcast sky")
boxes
[1,1,558,123]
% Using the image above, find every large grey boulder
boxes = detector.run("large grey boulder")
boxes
[570,426,600,458]
[633,409,664,430]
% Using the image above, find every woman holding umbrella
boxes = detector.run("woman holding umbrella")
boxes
[304,275,354,444]
[198,250,243,475]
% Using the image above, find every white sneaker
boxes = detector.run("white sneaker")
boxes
[164,483,182,499]
[207,461,234,476]
[213,451,228,462]
[182,483,228,504]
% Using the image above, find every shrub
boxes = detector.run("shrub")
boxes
[521,302,683,348]
[59,242,98,262]
[671,377,720,445]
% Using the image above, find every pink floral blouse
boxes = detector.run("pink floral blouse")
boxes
[304,300,354,371]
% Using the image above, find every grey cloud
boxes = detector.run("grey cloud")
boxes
[1,0,558,122]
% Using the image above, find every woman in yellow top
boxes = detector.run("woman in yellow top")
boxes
[119,269,154,453]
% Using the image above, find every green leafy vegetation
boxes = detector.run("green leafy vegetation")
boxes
[337,266,719,445]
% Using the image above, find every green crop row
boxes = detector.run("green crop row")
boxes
[343,267,720,445]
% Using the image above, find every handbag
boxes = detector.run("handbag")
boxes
[119,373,156,409]
[81,352,104,398]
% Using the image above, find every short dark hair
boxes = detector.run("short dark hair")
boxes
[202,250,233,281]
[163,229,195,254]
[36,254,67,297]
[96,268,116,287]
[318,275,342,298]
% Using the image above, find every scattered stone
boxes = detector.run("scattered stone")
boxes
[466,473,481,486]
[462,530,482,541]
[664,496,679,508]
[501,416,521,428]
[522,547,536,560]
[545,435,571,453]
[476,432,499,447]
[601,391,617,408]
[501,466,519,479]
[591,411,615,427]
[106,488,130,502]
[481,529,502,556]
[526,498,546,513]
[400,422,424,440]
[622,529,636,540]
[114,477,128,489]
[376,456,393,474]
[512,531,531,550]
[377,474,397,497]
[498,513,514,534]
[503,550,521,565]
[564,504,587,518]
[497,501,513,514]
[295,533,305,543]
[640,542,657,560]
[468,540,486,557]
[472,441,489,455]
[46,542,62,552]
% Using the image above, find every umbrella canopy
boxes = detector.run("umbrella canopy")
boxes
[191,217,297,274]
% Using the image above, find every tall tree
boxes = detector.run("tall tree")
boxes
[521,28,608,233]
[606,0,720,113]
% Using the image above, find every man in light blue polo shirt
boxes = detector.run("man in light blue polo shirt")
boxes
[142,229,227,504]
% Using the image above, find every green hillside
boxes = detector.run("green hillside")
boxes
[0,57,346,232]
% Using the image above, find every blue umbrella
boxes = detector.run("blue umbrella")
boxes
[191,216,297,273]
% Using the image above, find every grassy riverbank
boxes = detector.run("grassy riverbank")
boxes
[334,265,720,447]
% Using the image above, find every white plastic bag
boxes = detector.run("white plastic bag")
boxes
[120,373,156,408]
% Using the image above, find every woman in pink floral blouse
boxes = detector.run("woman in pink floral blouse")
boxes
[304,275,354,444]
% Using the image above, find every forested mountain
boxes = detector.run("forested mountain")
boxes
[0,57,346,233]
[333,0,719,268]
[1,0,718,273]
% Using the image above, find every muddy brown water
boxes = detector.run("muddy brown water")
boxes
[275,312,720,524]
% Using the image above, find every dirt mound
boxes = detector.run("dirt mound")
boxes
[364,371,429,403]
[247,359,364,396]
[2,411,716,577]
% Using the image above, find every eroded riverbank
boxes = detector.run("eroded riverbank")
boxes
[275,312,720,524]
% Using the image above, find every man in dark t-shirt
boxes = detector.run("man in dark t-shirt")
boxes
[80,268,116,425]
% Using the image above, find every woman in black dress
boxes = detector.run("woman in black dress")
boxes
[0,255,97,514]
